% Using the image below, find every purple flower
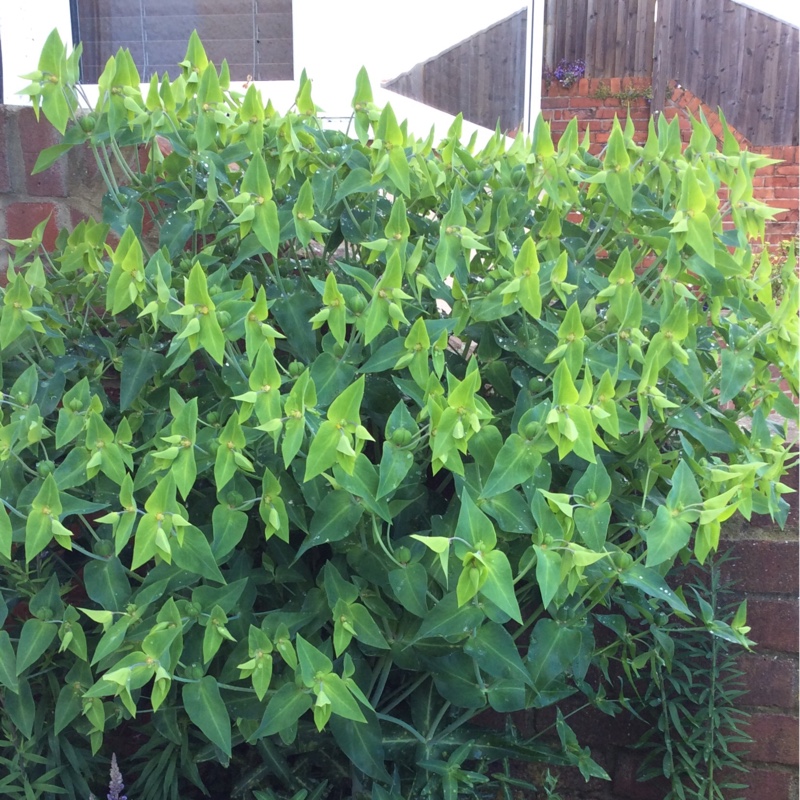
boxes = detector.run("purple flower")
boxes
[548,58,586,89]
[107,754,127,800]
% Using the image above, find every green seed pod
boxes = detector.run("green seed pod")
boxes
[186,602,202,619]
[226,491,244,508]
[612,551,633,570]
[395,546,411,563]
[391,428,413,447]
[79,114,96,133]
[187,663,205,680]
[347,293,368,313]
[94,540,114,557]
[523,422,541,440]
[36,460,55,478]
[288,361,305,377]
[216,310,232,328]
[15,392,30,406]
[528,375,545,392]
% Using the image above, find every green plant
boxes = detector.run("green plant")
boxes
[1,28,797,800]
[635,554,753,799]
[591,81,653,105]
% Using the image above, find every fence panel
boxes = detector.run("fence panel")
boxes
[658,0,799,145]
[383,9,528,132]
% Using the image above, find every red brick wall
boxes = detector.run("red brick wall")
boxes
[541,77,800,247]
[0,106,103,273]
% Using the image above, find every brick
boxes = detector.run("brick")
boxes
[17,107,68,198]
[4,202,60,251]
[566,97,602,110]
[774,187,799,199]
[736,713,799,765]
[24,160,68,197]
[721,541,799,594]
[738,767,794,800]
[748,598,799,653]
[535,703,647,748]
[738,653,799,709]
[69,207,91,229]
[612,750,671,800]
[0,110,10,194]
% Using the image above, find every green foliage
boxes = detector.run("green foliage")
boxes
[1,30,797,799]
[635,555,753,800]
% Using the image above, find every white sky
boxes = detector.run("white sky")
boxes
[732,0,800,26]
[292,0,528,138]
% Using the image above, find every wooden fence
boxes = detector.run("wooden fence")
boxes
[652,0,798,145]
[382,10,528,135]
[383,0,798,146]
[544,0,656,78]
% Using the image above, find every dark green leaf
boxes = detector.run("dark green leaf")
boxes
[16,619,57,674]
[618,564,692,616]
[251,683,312,739]
[464,622,532,686]
[159,211,195,258]
[719,350,754,405]
[171,528,225,583]
[298,491,364,558]
[481,435,537,498]
[4,676,35,737]
[329,711,391,782]
[413,593,484,641]
[388,563,428,617]
[182,676,232,757]
[121,345,164,411]
[84,557,131,612]
[644,505,692,567]
[0,631,19,693]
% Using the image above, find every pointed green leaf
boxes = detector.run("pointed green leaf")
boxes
[481,434,537,498]
[480,550,521,623]
[182,676,232,757]
[16,619,57,674]
[252,682,312,739]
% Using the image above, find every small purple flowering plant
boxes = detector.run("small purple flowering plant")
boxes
[545,57,586,88]
[88,754,127,800]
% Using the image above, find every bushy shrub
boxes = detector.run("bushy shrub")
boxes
[0,30,797,800]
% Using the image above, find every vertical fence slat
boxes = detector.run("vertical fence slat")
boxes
[585,0,598,74]
[544,0,556,72]
[651,0,674,116]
